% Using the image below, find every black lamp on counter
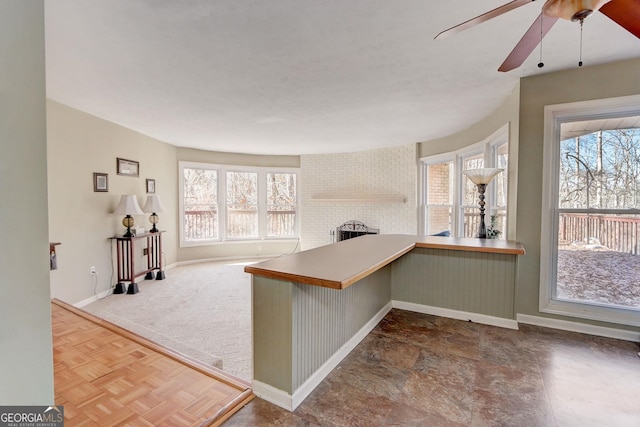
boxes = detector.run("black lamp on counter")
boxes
[462,168,503,239]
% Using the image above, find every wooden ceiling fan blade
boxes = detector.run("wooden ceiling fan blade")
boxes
[600,0,640,38]
[435,0,534,40]
[498,14,558,72]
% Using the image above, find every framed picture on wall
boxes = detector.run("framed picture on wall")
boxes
[117,158,139,177]
[93,172,108,192]
[146,178,156,194]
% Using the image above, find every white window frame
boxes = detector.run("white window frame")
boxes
[489,137,509,238]
[179,161,300,247]
[225,169,260,240]
[419,152,455,235]
[419,124,509,238]
[540,94,640,327]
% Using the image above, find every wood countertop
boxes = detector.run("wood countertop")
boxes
[245,234,525,290]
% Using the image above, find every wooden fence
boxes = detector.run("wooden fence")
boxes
[184,208,296,240]
[558,213,640,254]
[463,212,506,239]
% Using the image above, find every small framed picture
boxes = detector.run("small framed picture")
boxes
[93,173,108,192]
[146,178,156,194]
[117,158,139,177]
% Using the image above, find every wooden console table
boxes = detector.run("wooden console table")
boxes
[110,231,165,294]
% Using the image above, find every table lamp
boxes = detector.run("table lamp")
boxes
[113,195,144,237]
[143,195,166,233]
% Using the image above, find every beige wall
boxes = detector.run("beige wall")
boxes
[417,85,520,157]
[0,1,54,404]
[177,147,299,168]
[46,105,303,289]
[418,86,520,238]
[47,101,178,304]
[516,57,640,331]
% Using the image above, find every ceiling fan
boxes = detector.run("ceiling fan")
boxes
[435,0,640,72]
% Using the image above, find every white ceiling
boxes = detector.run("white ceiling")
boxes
[44,1,640,155]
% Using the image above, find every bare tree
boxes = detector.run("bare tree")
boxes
[560,128,640,210]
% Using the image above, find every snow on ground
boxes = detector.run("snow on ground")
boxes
[557,241,640,308]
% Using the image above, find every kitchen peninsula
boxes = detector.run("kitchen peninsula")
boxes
[245,234,525,410]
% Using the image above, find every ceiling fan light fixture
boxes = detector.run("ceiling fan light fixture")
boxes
[542,0,609,21]
[438,0,637,72]
[571,9,593,21]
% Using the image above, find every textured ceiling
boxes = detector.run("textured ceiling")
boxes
[44,1,640,155]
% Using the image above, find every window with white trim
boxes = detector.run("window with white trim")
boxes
[182,166,219,240]
[421,125,509,239]
[540,95,640,326]
[179,162,299,246]
[226,170,258,239]
[422,157,455,236]
[266,172,298,238]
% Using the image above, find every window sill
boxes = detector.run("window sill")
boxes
[541,298,640,328]
[180,238,299,248]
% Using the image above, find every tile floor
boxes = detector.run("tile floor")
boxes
[225,309,640,426]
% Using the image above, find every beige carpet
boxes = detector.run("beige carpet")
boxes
[83,260,254,382]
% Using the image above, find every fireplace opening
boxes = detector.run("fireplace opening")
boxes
[334,220,379,243]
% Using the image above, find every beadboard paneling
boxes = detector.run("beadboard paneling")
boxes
[391,247,516,319]
[252,267,391,394]
[292,267,390,390]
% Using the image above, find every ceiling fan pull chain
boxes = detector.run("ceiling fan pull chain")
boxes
[538,13,544,68]
[579,18,584,67]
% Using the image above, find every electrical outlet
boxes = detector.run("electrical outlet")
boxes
[142,248,149,256]
[90,266,96,275]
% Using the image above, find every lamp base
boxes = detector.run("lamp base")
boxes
[476,183,488,239]
[477,216,487,239]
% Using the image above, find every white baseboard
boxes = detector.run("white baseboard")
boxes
[392,300,519,330]
[74,289,112,308]
[252,301,393,411]
[175,256,274,267]
[251,380,294,411]
[516,313,640,342]
[73,263,178,308]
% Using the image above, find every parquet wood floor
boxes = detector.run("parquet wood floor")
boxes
[52,299,253,426]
